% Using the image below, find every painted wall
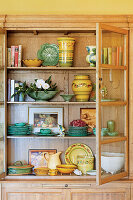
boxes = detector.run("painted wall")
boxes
[0,0,133,15]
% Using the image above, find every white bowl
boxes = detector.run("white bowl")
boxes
[101,152,124,174]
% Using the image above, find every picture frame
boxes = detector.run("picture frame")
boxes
[28,107,63,133]
[28,149,57,168]
[80,108,96,133]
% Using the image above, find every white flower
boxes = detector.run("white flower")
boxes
[36,79,45,89]
[42,83,50,90]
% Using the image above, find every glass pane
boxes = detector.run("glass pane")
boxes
[0,31,5,175]
[100,69,126,102]
[101,31,125,66]
[101,106,126,139]
[101,141,126,179]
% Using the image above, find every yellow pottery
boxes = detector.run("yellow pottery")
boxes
[77,155,94,174]
[44,152,62,169]
[57,37,75,67]
[72,75,92,102]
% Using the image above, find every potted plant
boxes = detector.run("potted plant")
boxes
[11,76,59,102]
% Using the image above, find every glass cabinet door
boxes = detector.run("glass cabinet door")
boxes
[96,23,128,185]
[0,28,6,178]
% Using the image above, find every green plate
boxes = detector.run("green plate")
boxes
[34,132,57,136]
[37,43,59,66]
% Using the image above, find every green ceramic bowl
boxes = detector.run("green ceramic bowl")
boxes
[60,94,74,102]
[28,90,59,101]
[40,129,51,135]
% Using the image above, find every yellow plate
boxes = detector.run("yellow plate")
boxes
[65,143,93,165]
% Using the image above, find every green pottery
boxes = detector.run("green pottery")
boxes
[28,90,59,101]
[60,94,74,102]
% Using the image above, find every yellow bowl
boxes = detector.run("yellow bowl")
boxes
[34,167,49,175]
[56,164,77,174]
[22,59,43,67]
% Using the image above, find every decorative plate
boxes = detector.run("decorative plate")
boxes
[37,43,59,66]
[65,143,93,165]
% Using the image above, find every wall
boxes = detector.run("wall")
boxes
[0,0,133,15]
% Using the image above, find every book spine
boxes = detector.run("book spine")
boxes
[14,46,19,67]
[7,79,11,102]
[103,48,108,64]
[116,46,120,66]
[108,48,112,65]
[119,46,123,66]
[11,46,15,67]
[18,45,22,67]
[7,48,11,67]
[112,47,117,66]
[11,80,15,102]
[0,46,3,67]
[14,80,19,102]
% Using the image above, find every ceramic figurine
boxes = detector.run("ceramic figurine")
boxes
[58,124,65,137]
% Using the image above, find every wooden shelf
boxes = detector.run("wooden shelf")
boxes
[101,64,127,70]
[5,174,96,180]
[7,135,96,139]
[100,101,127,106]
[7,101,96,105]
[7,66,96,70]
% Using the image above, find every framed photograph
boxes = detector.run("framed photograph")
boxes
[80,108,96,132]
[29,149,57,168]
[28,107,63,133]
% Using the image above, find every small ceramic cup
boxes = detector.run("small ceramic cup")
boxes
[93,128,109,136]
[48,169,58,176]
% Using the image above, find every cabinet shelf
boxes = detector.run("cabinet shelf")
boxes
[7,101,96,105]
[101,64,127,70]
[7,66,96,70]
[5,174,96,180]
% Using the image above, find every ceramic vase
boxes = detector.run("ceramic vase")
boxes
[57,37,75,67]
[72,75,92,102]
[86,46,96,67]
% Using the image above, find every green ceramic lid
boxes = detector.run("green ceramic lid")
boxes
[37,43,59,66]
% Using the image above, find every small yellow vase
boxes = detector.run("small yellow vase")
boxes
[72,75,92,102]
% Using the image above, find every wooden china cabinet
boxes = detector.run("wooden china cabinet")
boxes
[0,15,133,200]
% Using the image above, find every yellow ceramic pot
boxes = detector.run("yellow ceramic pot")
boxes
[57,37,75,67]
[77,155,94,174]
[72,75,92,102]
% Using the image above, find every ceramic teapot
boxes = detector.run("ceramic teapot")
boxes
[44,152,62,169]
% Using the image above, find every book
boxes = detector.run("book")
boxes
[0,46,3,67]
[11,80,15,102]
[18,45,22,67]
[116,46,120,66]
[11,46,15,67]
[14,46,19,67]
[112,47,117,66]
[7,79,11,102]
[119,46,123,66]
[108,48,112,65]
[14,80,19,102]
[7,48,11,67]
[103,48,108,64]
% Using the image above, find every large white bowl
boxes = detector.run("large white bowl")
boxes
[101,152,124,174]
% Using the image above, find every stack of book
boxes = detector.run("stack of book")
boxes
[7,45,22,67]
[102,46,123,66]
[8,79,22,102]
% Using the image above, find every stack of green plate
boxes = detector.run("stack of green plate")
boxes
[68,126,88,137]
[8,123,32,135]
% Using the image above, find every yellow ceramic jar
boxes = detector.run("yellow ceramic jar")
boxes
[57,37,75,67]
[72,75,92,102]
[77,155,94,174]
